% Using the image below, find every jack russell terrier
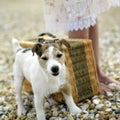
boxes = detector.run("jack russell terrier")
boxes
[12,38,81,120]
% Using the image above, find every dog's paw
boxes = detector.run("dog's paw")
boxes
[70,106,82,114]
[17,107,26,116]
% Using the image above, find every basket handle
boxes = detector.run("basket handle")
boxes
[38,32,56,38]
[38,32,59,43]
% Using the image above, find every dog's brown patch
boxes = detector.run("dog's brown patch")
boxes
[52,44,65,64]
[23,79,33,93]
[60,83,71,95]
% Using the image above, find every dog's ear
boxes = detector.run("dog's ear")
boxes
[58,39,71,49]
[32,43,42,56]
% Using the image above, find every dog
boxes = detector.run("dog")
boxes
[12,38,81,120]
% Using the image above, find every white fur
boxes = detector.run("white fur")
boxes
[12,38,81,120]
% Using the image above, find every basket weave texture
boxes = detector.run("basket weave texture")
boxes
[20,38,100,103]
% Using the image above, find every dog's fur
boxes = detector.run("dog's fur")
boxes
[12,38,81,120]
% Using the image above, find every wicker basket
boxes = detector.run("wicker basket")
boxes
[20,38,100,103]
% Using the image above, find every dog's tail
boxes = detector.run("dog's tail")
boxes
[12,38,22,53]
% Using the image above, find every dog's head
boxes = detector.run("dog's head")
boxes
[32,39,70,77]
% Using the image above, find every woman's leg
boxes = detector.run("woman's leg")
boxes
[89,21,120,86]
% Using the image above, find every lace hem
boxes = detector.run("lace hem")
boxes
[45,15,97,32]
[67,15,97,31]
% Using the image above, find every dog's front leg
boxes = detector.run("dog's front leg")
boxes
[63,93,82,114]
[61,84,81,114]
[34,94,45,120]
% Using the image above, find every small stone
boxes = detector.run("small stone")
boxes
[80,103,89,111]
[0,106,3,111]
[67,114,74,120]
[95,113,100,118]
[76,118,81,120]
[99,94,106,99]
[89,113,95,119]
[109,117,116,120]
[102,104,108,111]
[89,103,95,109]
[85,99,92,104]
[49,117,57,120]
[0,111,5,116]
[105,108,112,113]
[61,108,66,113]
[1,114,8,119]
[95,104,104,110]
[82,113,89,119]
[106,92,113,97]
[76,113,80,118]
[105,101,112,107]
[59,113,65,118]
[4,105,13,111]
[111,105,117,110]
[92,95,98,99]
[89,109,97,114]
[92,98,100,105]
[99,111,105,119]
[52,110,58,117]
[44,102,50,109]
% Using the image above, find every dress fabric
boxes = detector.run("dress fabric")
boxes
[44,0,120,32]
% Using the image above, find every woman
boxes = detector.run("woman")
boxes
[43,0,120,93]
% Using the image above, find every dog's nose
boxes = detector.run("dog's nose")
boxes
[51,66,59,76]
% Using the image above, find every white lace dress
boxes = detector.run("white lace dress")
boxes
[44,0,120,32]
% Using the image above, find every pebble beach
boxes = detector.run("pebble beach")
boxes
[0,0,120,120]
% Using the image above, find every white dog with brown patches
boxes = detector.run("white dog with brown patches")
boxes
[12,38,81,120]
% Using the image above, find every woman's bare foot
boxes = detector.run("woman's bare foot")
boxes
[98,69,120,94]
[99,83,112,94]
[98,69,120,85]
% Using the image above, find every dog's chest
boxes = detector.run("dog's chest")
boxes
[44,77,66,96]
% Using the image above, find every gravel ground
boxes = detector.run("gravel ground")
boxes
[0,0,120,120]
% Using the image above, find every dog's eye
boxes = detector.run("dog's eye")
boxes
[56,53,62,58]
[41,56,48,61]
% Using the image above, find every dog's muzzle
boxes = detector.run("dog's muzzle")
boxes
[51,66,59,76]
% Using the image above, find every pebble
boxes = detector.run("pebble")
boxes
[82,113,89,119]
[89,103,95,109]
[105,108,112,112]
[92,98,100,105]
[0,1,120,120]
[80,103,89,111]
[44,101,50,109]
[0,106,3,111]
[95,113,100,118]
[105,101,112,108]
[52,110,59,117]
[106,92,113,97]
[95,103,104,110]
[89,113,95,119]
